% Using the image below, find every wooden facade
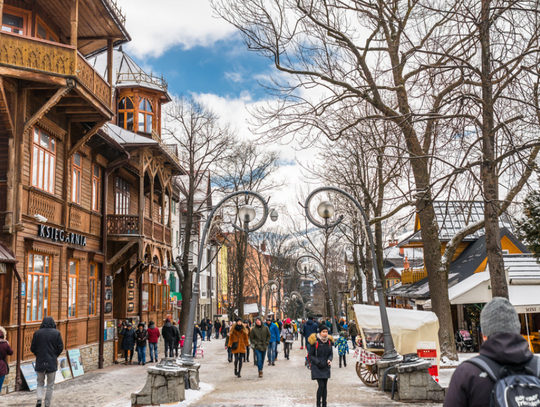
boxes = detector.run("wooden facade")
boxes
[0,0,188,388]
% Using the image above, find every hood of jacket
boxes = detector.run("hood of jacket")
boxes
[163,321,172,328]
[308,333,334,345]
[305,319,316,327]
[40,316,56,329]
[148,322,155,330]
[480,332,533,365]
[0,326,6,339]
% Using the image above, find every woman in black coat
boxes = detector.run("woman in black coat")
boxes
[120,322,137,364]
[308,324,334,407]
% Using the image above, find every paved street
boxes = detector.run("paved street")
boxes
[1,337,453,406]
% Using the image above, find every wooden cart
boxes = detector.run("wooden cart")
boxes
[354,328,384,387]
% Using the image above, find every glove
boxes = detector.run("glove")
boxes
[318,361,326,369]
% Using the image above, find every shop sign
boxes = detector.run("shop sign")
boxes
[37,224,87,247]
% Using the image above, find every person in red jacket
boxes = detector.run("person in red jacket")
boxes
[147,321,160,363]
[0,326,14,394]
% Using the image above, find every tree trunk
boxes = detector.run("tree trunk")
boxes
[480,0,508,299]
[352,240,363,304]
[178,181,195,336]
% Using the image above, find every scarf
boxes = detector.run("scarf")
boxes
[317,333,329,344]
[234,324,243,331]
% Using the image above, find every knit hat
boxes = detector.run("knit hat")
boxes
[286,318,291,324]
[480,297,521,337]
[319,323,329,333]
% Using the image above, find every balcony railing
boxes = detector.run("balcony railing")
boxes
[0,33,112,109]
[401,267,428,284]
[107,215,139,235]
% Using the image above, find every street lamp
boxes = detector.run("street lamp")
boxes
[270,208,279,222]
[304,187,400,361]
[290,291,304,319]
[180,190,275,366]
[296,254,339,335]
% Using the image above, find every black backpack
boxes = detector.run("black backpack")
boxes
[466,355,540,407]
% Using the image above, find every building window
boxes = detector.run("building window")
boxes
[32,128,56,194]
[2,8,28,35]
[68,260,78,318]
[26,253,50,322]
[162,284,170,310]
[92,164,101,212]
[115,177,130,215]
[138,98,153,133]
[118,97,134,131]
[72,153,82,204]
[36,17,58,42]
[89,262,98,316]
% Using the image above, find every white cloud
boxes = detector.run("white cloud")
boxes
[117,0,237,59]
[224,71,243,83]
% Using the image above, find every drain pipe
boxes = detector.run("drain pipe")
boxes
[99,148,130,369]
[13,263,21,391]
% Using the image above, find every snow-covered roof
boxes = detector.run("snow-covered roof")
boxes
[89,48,170,97]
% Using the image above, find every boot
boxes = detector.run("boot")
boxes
[234,368,238,376]
[259,370,263,378]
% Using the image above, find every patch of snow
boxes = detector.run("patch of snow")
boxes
[440,356,460,367]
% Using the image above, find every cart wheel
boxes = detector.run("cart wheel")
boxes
[356,361,379,387]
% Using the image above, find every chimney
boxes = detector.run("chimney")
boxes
[260,243,266,252]
[403,256,410,270]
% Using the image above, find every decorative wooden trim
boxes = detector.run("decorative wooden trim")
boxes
[67,247,87,260]
[36,116,67,140]
[23,86,71,135]
[78,145,91,157]
[24,238,61,256]
[106,241,135,266]
[95,154,108,167]
[88,252,105,263]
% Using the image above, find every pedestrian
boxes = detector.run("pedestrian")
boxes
[206,319,213,341]
[335,332,349,367]
[147,320,160,363]
[180,335,185,349]
[228,318,250,378]
[200,319,208,342]
[172,321,180,357]
[120,321,136,365]
[266,317,279,366]
[135,323,148,365]
[348,320,358,350]
[192,324,203,357]
[308,323,334,407]
[281,319,294,360]
[0,326,14,394]
[249,317,271,378]
[325,318,331,330]
[293,320,299,341]
[31,316,63,407]
[243,320,251,363]
[444,297,540,407]
[299,319,306,350]
[161,318,175,358]
[226,323,233,363]
[214,320,221,339]
[303,316,318,352]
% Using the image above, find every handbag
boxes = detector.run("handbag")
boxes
[231,341,239,350]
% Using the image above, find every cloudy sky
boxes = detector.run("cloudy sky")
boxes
[116,0,315,219]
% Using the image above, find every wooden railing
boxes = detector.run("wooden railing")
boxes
[76,52,112,108]
[401,267,428,284]
[0,33,112,109]
[144,217,152,237]
[107,214,140,235]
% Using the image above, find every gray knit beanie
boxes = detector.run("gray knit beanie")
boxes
[480,297,520,337]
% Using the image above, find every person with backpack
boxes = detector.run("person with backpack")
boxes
[200,319,208,342]
[0,326,13,394]
[334,331,349,367]
[444,297,540,407]
[281,319,295,360]
[214,320,221,339]
[308,323,334,407]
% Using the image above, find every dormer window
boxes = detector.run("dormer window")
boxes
[138,98,153,133]
[118,96,134,131]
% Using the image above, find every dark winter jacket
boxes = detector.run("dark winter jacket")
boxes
[161,321,176,342]
[444,333,535,407]
[299,321,306,335]
[173,325,180,344]
[193,326,202,341]
[0,328,13,376]
[214,321,221,331]
[200,321,208,331]
[308,333,334,379]
[136,329,148,348]
[30,317,64,373]
[267,322,280,343]
[147,323,160,343]
[249,324,271,351]
[303,319,318,339]
[120,327,137,350]
[348,323,358,337]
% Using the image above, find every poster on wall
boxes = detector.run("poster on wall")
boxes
[105,289,112,300]
[58,356,73,381]
[105,276,113,287]
[128,279,134,288]
[67,349,84,377]
[105,302,112,313]
[104,319,116,341]
[20,363,38,391]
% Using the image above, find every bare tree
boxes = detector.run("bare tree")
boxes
[213,141,282,320]
[212,0,540,358]
[163,96,234,335]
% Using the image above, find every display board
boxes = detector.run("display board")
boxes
[20,363,38,391]
[67,349,84,377]
[58,356,73,381]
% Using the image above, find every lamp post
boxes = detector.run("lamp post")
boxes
[304,187,400,361]
[180,191,275,365]
[290,290,304,319]
[296,254,339,335]
[261,279,280,318]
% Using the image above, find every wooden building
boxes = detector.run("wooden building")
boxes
[0,0,183,394]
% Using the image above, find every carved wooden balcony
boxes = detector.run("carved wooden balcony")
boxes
[107,214,140,236]
[0,32,112,110]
